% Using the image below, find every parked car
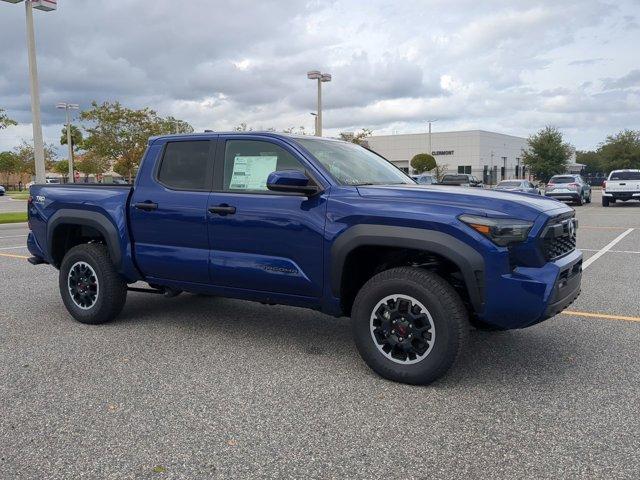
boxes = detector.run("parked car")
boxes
[494,180,541,195]
[411,173,436,185]
[439,174,484,187]
[0,185,5,196]
[27,132,581,385]
[602,169,640,206]
[544,174,592,205]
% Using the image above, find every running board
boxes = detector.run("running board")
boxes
[127,286,165,294]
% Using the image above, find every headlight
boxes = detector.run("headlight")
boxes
[459,214,533,246]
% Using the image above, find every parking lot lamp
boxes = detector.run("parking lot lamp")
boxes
[56,102,79,183]
[1,0,57,184]
[307,71,331,136]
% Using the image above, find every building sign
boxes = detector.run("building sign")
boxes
[432,150,454,156]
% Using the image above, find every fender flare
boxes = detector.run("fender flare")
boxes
[330,225,485,312]
[47,209,122,266]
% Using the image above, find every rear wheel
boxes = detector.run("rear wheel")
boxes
[351,267,468,385]
[586,191,592,203]
[602,196,609,207]
[575,194,583,206]
[59,243,127,324]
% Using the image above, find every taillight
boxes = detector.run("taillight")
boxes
[602,181,607,189]
[568,183,579,190]
[27,195,33,205]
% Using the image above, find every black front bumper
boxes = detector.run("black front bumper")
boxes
[542,258,582,320]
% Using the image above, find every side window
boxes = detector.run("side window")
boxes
[223,140,306,192]
[157,141,211,190]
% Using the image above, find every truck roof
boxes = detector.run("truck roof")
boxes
[148,131,344,143]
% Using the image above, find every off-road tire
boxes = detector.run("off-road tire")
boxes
[59,243,127,324]
[351,267,469,385]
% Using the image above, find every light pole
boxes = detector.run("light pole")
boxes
[56,102,79,183]
[426,119,437,155]
[2,0,57,184]
[307,71,331,136]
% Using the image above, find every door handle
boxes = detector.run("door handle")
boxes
[134,201,158,211]
[208,205,236,215]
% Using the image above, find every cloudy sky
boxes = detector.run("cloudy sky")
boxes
[1,0,638,154]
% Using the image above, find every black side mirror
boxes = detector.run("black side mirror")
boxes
[266,170,319,195]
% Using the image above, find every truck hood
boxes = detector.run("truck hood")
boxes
[357,184,571,219]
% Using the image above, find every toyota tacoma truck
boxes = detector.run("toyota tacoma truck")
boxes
[602,169,640,206]
[26,132,582,384]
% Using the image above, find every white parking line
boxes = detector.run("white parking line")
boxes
[0,234,28,239]
[581,248,640,254]
[0,245,28,251]
[582,228,635,270]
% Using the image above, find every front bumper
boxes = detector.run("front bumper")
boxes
[479,248,582,329]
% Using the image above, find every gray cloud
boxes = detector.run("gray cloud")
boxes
[0,0,638,152]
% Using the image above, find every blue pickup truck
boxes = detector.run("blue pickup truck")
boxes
[27,132,582,384]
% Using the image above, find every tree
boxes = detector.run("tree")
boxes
[162,116,194,135]
[0,108,17,130]
[0,151,20,185]
[433,163,449,182]
[80,101,193,182]
[522,126,572,182]
[282,126,308,135]
[13,140,57,176]
[233,122,252,132]
[52,160,70,182]
[339,128,373,147]
[75,152,110,182]
[410,153,436,174]
[60,124,84,151]
[597,130,640,172]
[575,150,603,175]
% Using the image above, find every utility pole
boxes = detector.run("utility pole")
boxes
[307,71,331,136]
[2,0,57,184]
[56,102,79,183]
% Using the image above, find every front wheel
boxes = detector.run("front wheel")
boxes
[59,243,128,324]
[351,267,468,385]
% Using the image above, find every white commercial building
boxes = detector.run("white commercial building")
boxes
[366,130,529,184]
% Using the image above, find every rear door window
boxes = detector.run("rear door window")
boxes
[157,141,213,190]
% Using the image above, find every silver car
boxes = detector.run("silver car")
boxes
[494,180,540,195]
[0,185,5,196]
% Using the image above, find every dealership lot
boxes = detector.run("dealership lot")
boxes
[1,190,639,479]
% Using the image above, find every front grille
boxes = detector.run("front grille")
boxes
[541,213,577,261]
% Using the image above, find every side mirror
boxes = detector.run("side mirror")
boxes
[266,170,319,195]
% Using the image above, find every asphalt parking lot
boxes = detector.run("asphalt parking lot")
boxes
[1,189,639,479]
[0,195,27,213]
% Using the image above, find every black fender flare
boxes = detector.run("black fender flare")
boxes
[330,225,485,312]
[47,209,122,266]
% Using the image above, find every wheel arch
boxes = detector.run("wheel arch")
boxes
[47,209,122,268]
[330,225,485,314]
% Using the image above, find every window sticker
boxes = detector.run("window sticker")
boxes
[229,155,278,190]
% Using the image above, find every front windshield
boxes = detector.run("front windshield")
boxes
[295,138,414,186]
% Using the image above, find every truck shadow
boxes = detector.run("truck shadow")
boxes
[118,293,583,388]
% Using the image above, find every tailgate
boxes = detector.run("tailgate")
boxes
[606,181,640,192]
